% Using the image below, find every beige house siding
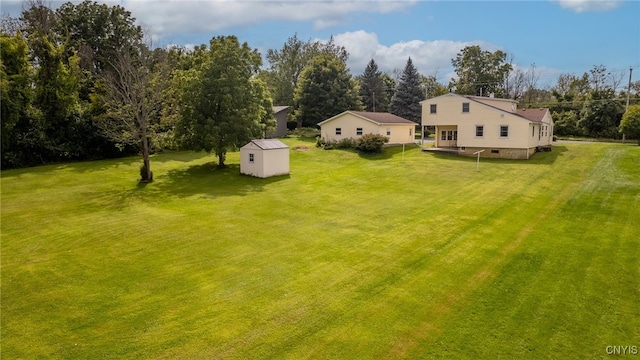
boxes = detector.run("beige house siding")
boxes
[422,93,554,159]
[319,112,415,145]
[240,140,290,178]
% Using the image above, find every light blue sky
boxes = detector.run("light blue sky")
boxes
[2,0,639,86]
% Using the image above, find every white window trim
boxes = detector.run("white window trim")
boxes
[499,125,509,138]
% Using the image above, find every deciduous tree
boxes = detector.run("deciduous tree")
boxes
[619,104,640,145]
[97,43,162,182]
[579,89,624,138]
[1,33,34,168]
[176,36,270,167]
[450,45,512,97]
[264,34,348,107]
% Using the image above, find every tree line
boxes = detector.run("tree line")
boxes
[2,0,639,173]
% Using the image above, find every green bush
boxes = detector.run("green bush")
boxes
[286,121,297,131]
[336,138,356,149]
[292,127,320,138]
[355,133,389,153]
[316,137,357,150]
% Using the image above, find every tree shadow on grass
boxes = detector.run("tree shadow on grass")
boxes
[357,144,420,160]
[426,145,568,165]
[152,162,290,199]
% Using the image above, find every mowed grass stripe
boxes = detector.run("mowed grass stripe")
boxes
[402,145,640,359]
[2,140,639,359]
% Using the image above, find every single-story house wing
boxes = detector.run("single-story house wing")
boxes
[421,93,554,159]
[240,139,290,178]
[318,111,416,145]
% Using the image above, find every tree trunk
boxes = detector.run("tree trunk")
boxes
[140,121,153,182]
[217,152,225,168]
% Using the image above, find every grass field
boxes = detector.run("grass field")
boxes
[2,138,639,359]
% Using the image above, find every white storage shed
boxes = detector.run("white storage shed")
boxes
[240,139,290,178]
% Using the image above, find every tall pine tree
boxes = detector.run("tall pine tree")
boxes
[390,57,424,123]
[359,59,388,112]
[293,54,361,127]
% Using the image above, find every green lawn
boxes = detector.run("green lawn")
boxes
[2,139,639,359]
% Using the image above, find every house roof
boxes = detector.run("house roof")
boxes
[273,106,289,114]
[318,111,415,126]
[246,139,289,150]
[465,95,518,104]
[518,108,549,123]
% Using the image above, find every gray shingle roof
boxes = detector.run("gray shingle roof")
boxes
[518,108,548,123]
[249,139,289,150]
[348,111,416,125]
[273,106,289,114]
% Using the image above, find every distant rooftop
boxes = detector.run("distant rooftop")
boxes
[347,111,416,125]
[249,139,288,150]
[273,106,290,114]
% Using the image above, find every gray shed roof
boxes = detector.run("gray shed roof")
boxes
[318,111,415,126]
[247,139,289,150]
[273,106,290,114]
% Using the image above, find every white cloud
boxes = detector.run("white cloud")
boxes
[120,1,416,40]
[331,30,498,81]
[553,0,621,12]
[2,0,416,41]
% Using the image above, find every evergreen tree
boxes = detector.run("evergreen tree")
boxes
[264,34,348,107]
[293,54,361,127]
[390,57,423,123]
[359,59,388,112]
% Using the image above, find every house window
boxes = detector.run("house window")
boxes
[460,147,466,151]
[335,127,341,135]
[447,131,453,140]
[475,125,484,137]
[441,131,447,140]
[249,153,254,163]
[500,125,509,138]
[430,104,437,114]
[356,128,363,136]
[453,131,458,141]
[491,149,500,154]
[532,126,535,137]
[387,128,391,136]
[462,102,470,113]
[409,128,413,137]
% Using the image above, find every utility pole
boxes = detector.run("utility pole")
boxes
[626,67,633,110]
[372,91,376,112]
[623,67,632,143]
